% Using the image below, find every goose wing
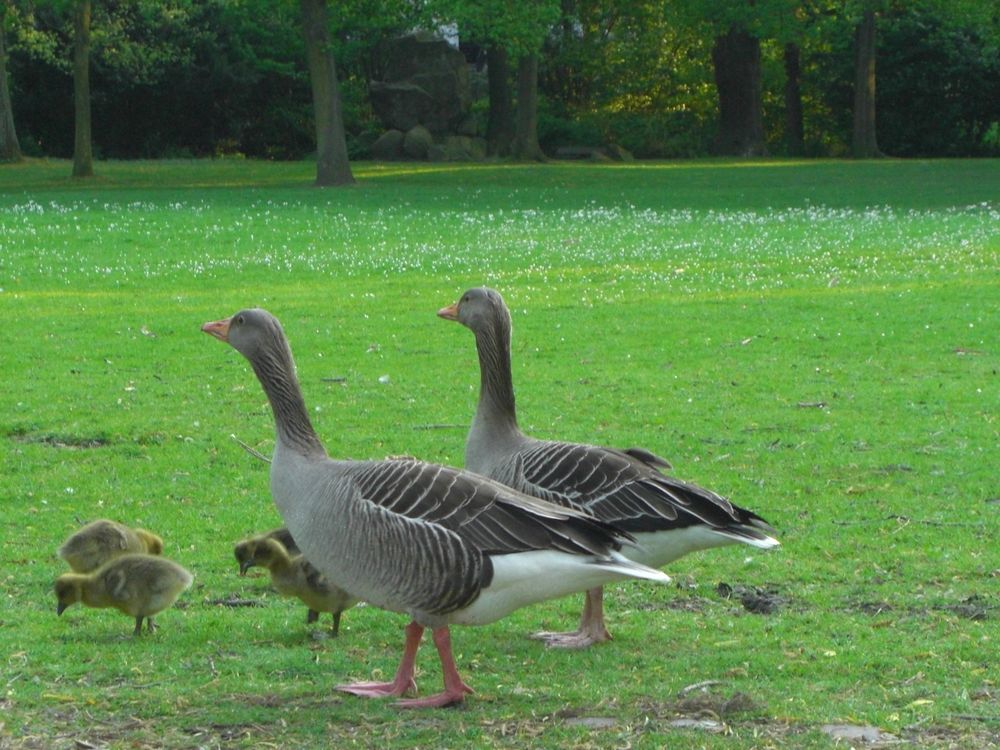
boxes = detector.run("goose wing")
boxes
[348,457,630,558]
[508,439,769,535]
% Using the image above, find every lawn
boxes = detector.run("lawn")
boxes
[1,157,997,749]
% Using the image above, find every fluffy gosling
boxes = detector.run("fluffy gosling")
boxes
[58,519,164,573]
[233,527,299,575]
[55,553,193,635]
[241,537,357,636]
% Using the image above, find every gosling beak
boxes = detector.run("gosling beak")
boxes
[239,560,252,575]
[437,303,459,321]
[202,317,232,342]
[57,603,67,616]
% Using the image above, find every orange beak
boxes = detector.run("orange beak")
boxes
[202,317,232,342]
[437,302,459,321]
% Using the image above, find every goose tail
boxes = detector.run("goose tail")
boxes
[595,551,671,583]
[712,520,781,550]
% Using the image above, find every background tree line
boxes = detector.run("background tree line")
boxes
[1,0,998,170]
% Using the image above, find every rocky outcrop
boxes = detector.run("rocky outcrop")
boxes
[369,32,470,136]
[369,32,486,162]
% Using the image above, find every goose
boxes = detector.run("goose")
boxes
[58,519,164,573]
[237,535,358,635]
[203,307,670,708]
[438,287,779,648]
[234,527,300,574]
[55,553,193,635]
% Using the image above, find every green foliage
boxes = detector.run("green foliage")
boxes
[877,6,1000,156]
[0,158,998,748]
[426,0,562,56]
[4,1,1000,160]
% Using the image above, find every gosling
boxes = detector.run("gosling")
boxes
[233,527,299,575]
[58,519,164,573]
[239,537,357,636]
[55,553,193,635]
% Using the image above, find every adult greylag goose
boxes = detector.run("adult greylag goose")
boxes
[55,553,193,635]
[236,534,358,635]
[58,519,164,573]
[438,287,779,648]
[202,307,670,708]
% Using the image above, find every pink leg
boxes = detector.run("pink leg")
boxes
[531,587,613,649]
[395,626,475,708]
[337,621,422,698]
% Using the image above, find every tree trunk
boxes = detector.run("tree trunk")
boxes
[0,17,22,163]
[783,42,804,157]
[300,0,354,186]
[512,53,545,161]
[711,27,766,157]
[72,0,93,177]
[486,45,514,157]
[852,8,881,158]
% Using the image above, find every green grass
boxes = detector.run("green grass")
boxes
[1,157,998,749]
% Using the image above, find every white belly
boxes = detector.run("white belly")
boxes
[452,550,657,626]
[627,526,737,568]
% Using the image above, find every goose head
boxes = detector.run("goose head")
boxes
[137,529,164,556]
[202,308,289,362]
[204,306,324,456]
[233,539,260,575]
[54,575,84,615]
[438,287,511,341]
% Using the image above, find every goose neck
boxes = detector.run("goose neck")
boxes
[473,324,519,434]
[249,348,325,457]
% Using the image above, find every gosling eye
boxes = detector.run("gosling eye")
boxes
[236,314,245,325]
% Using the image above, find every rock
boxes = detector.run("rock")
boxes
[427,144,448,162]
[371,129,404,161]
[402,125,433,159]
[555,146,603,160]
[820,724,899,745]
[369,83,434,133]
[370,32,471,135]
[605,143,635,162]
[669,718,726,733]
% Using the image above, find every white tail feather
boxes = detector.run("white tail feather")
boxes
[598,552,671,583]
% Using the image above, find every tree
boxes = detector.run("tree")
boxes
[783,41,804,155]
[71,0,92,176]
[0,5,22,161]
[300,0,353,185]
[485,45,513,156]
[875,2,1000,156]
[711,24,765,155]
[672,0,778,157]
[851,3,880,157]
[513,52,543,160]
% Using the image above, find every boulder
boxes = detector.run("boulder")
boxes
[403,125,433,159]
[555,146,609,161]
[371,129,404,160]
[605,143,635,162]
[370,32,471,135]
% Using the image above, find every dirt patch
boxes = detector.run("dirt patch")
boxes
[715,582,787,614]
[847,594,995,621]
[7,430,111,449]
